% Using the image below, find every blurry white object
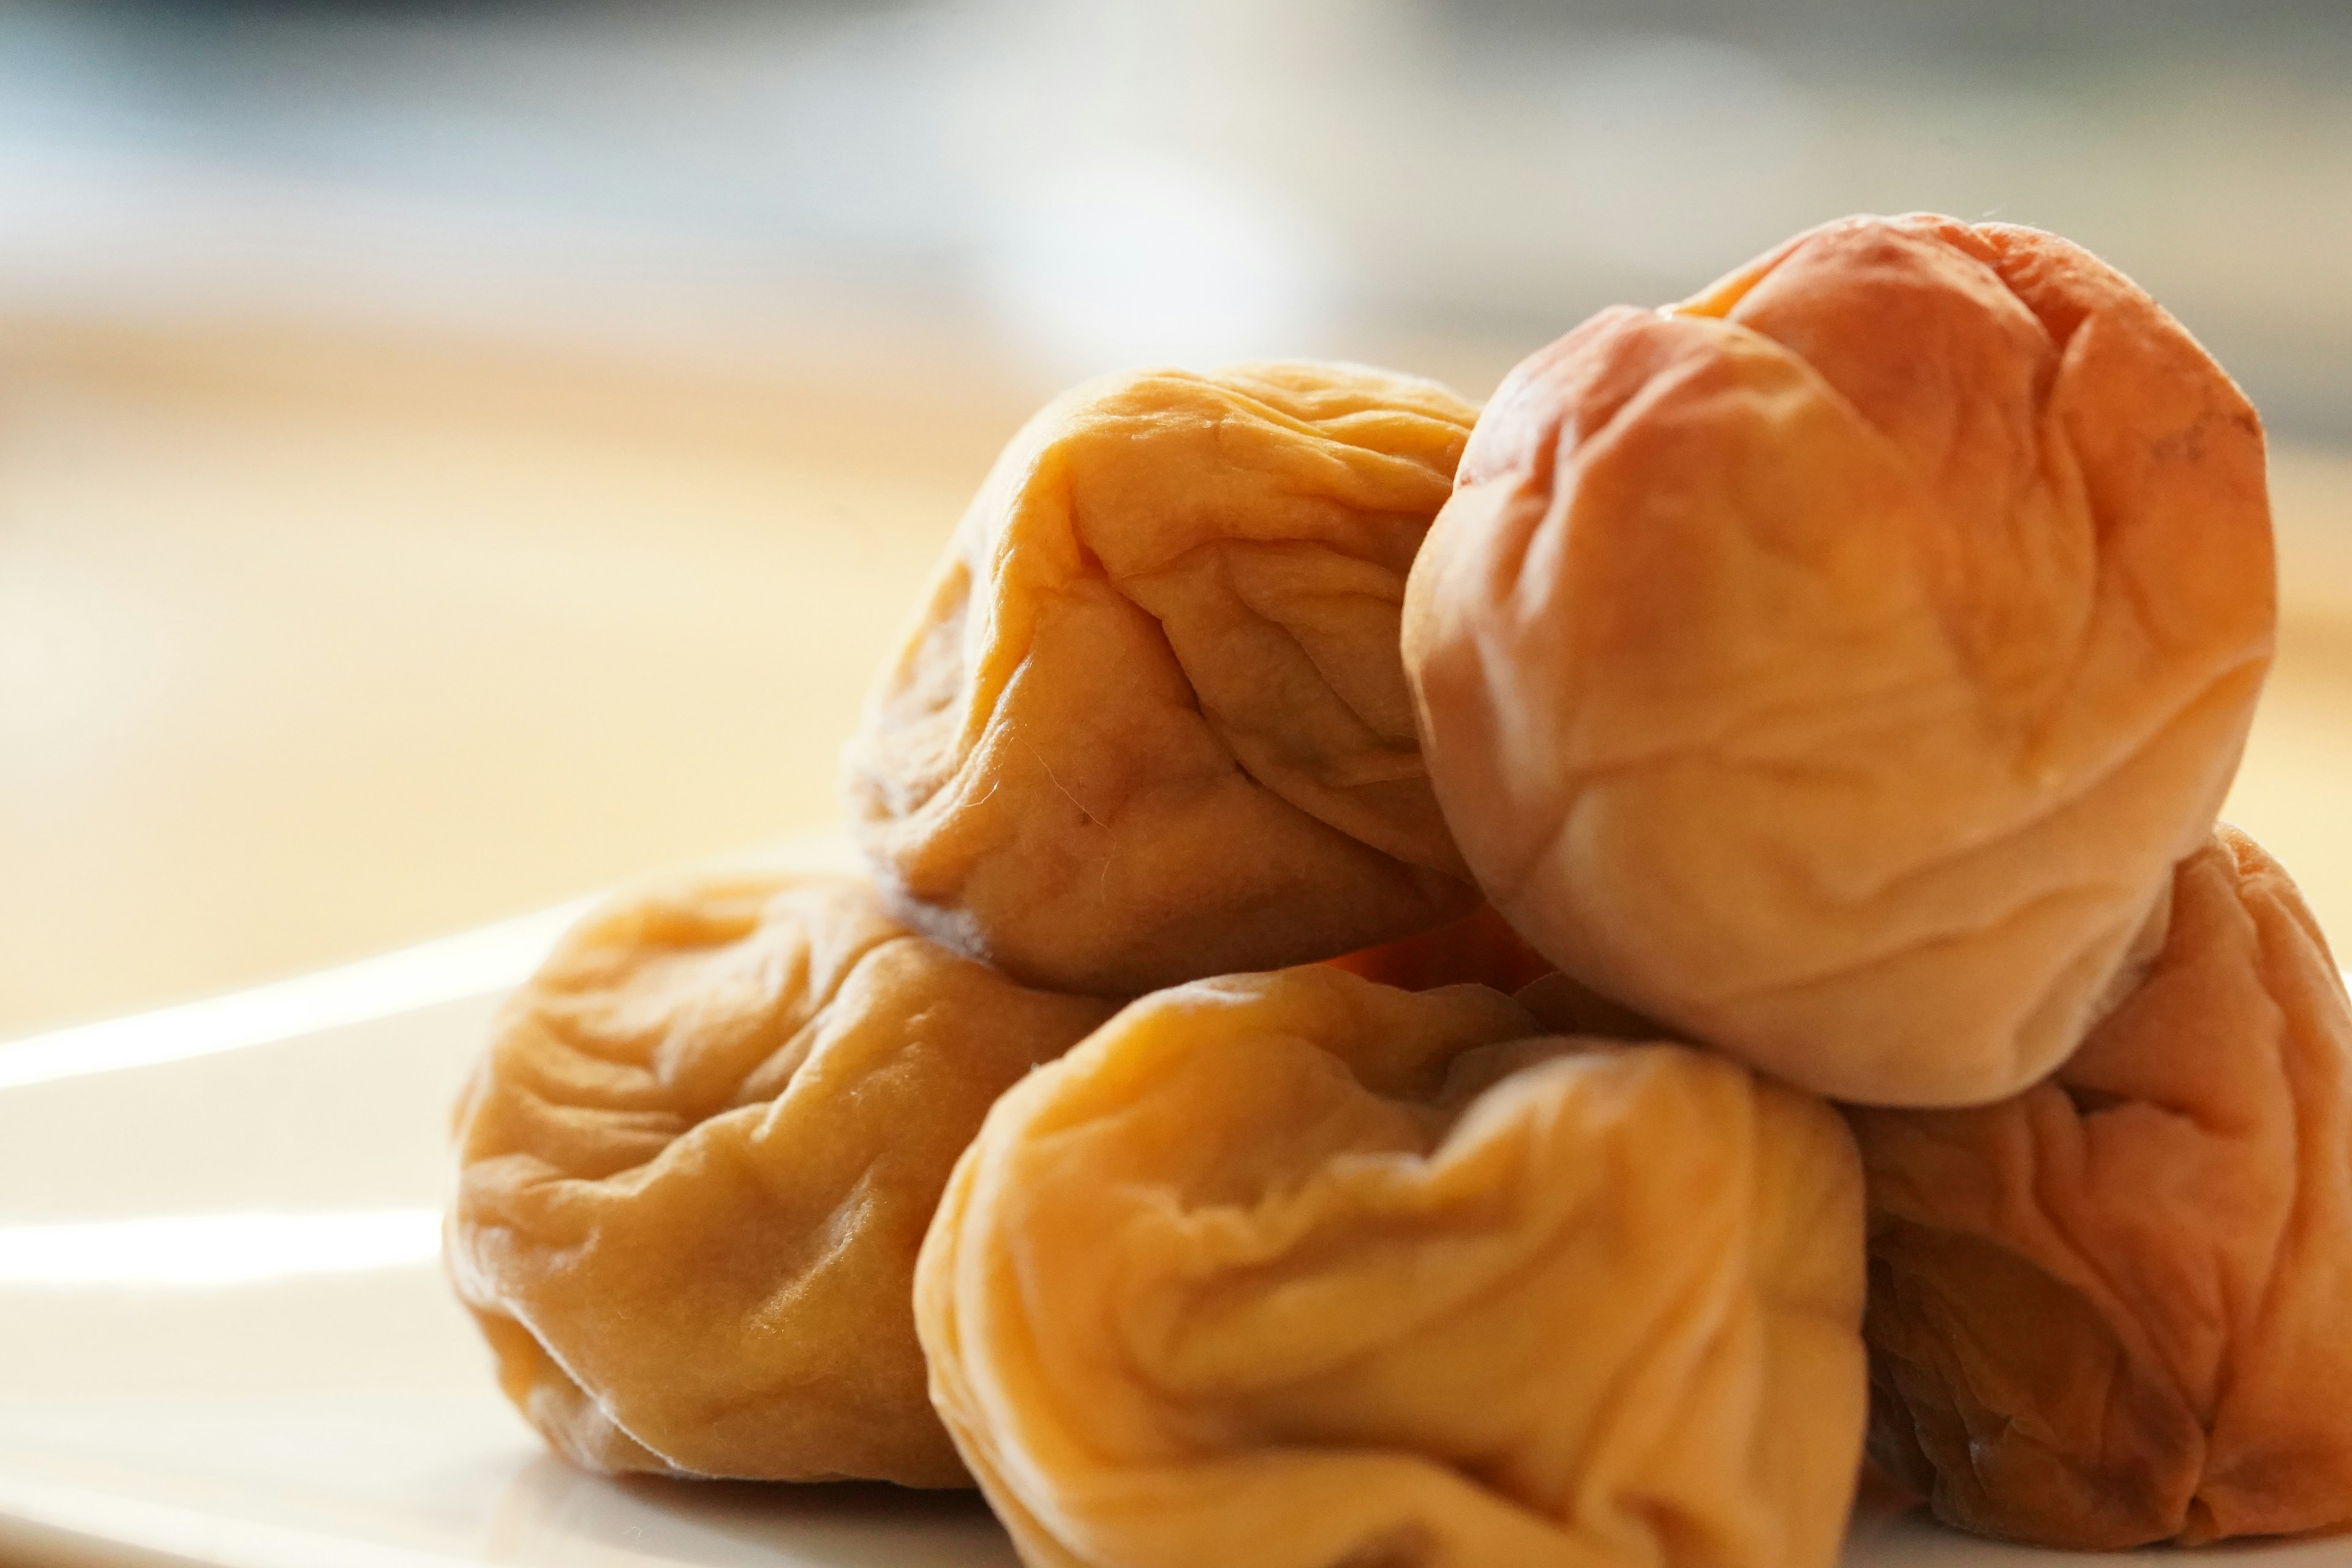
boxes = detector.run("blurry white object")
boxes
[976,151,1334,375]
[1545,36,1824,280]
[2,0,2348,431]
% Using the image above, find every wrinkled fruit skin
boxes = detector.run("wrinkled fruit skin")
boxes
[447,872,1115,1485]
[846,361,1483,998]
[1405,213,2274,1107]
[1854,826,2352,1547]
[916,966,1868,1568]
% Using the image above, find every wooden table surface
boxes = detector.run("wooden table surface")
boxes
[3,315,2348,1039]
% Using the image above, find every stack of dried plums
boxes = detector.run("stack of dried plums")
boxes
[447,214,2352,1567]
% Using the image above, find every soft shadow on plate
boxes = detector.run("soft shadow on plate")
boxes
[488,1455,1018,1568]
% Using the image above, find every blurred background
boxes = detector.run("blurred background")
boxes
[4,0,2349,1037]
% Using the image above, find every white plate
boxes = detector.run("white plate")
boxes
[2,886,2346,1568]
